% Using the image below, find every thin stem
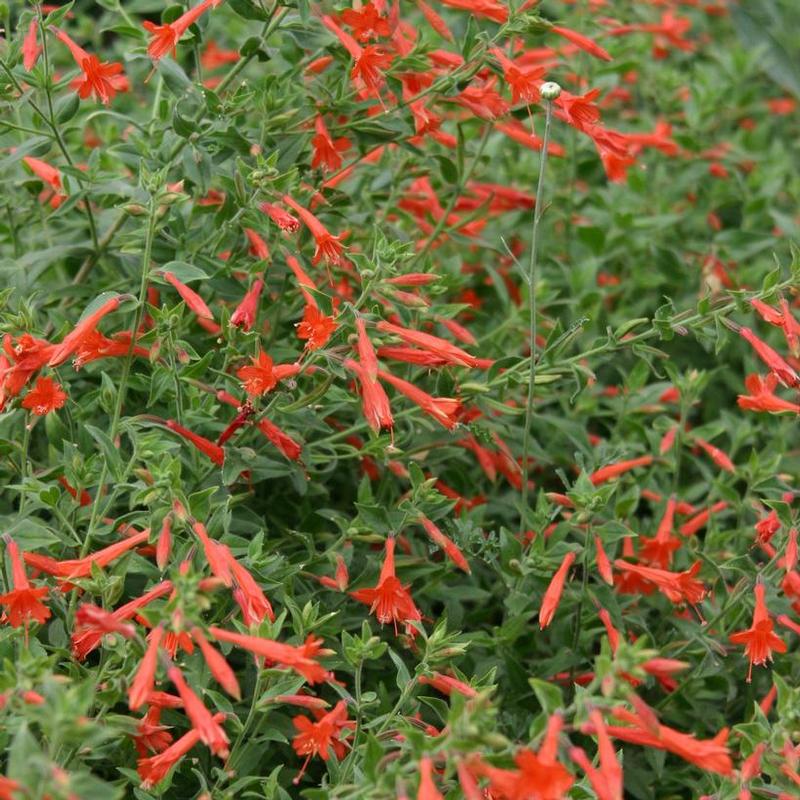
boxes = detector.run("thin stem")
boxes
[520,99,554,528]
[80,201,158,559]
[37,19,99,252]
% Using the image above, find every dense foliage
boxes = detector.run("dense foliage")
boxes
[1,0,799,798]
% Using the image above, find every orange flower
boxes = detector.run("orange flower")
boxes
[418,514,470,573]
[0,536,50,628]
[376,320,484,369]
[472,714,574,799]
[729,583,787,682]
[613,559,706,606]
[191,627,241,700]
[571,710,623,800]
[53,28,128,105]
[168,665,229,757]
[24,526,150,581]
[350,537,421,634]
[291,699,353,783]
[738,373,800,414]
[165,419,225,465]
[282,194,345,265]
[738,326,799,388]
[418,672,477,698]
[297,305,337,351]
[244,228,270,260]
[261,202,300,232]
[417,756,444,799]
[230,277,264,331]
[208,627,333,684]
[22,19,41,71]
[49,294,124,366]
[72,581,172,660]
[162,271,214,321]
[129,626,164,711]
[638,495,681,568]
[694,437,735,473]
[539,551,576,630]
[380,368,462,429]
[344,358,394,434]
[311,115,350,172]
[21,376,67,415]
[552,25,612,61]
[236,351,300,396]
[602,701,732,776]
[143,0,222,61]
[137,712,226,787]
[590,455,653,485]
[22,155,67,209]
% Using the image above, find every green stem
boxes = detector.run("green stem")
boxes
[37,20,99,252]
[80,202,158,559]
[520,99,554,528]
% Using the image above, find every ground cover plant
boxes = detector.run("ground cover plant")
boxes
[0,0,799,797]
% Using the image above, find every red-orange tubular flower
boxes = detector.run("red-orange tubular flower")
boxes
[236,350,300,396]
[21,375,67,415]
[261,202,300,232]
[600,701,733,776]
[437,0,508,24]
[378,368,463,430]
[552,25,612,61]
[472,714,575,799]
[74,603,136,640]
[283,194,345,265]
[344,358,394,434]
[52,28,129,105]
[376,320,486,368]
[613,559,706,606]
[0,536,50,628]
[22,156,67,209]
[729,583,786,682]
[418,672,478,698]
[738,326,800,387]
[208,627,334,684]
[320,14,393,93]
[167,665,229,757]
[350,537,422,634]
[738,373,800,414]
[694,437,735,473]
[162,271,214,321]
[571,709,623,800]
[418,514,470,573]
[137,712,226,788]
[291,699,354,784]
[48,294,126,367]
[590,454,653,485]
[143,0,223,61]
[417,756,444,800]
[24,526,150,581]
[128,625,164,711]
[230,277,264,331]
[165,419,225,465]
[191,627,241,700]
[22,19,41,71]
[72,581,173,660]
[539,551,577,630]
[638,495,681,569]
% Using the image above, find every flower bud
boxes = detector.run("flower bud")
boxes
[541,81,562,101]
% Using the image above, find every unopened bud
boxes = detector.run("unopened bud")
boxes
[541,81,562,101]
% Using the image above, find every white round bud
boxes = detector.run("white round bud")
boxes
[540,81,562,101]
